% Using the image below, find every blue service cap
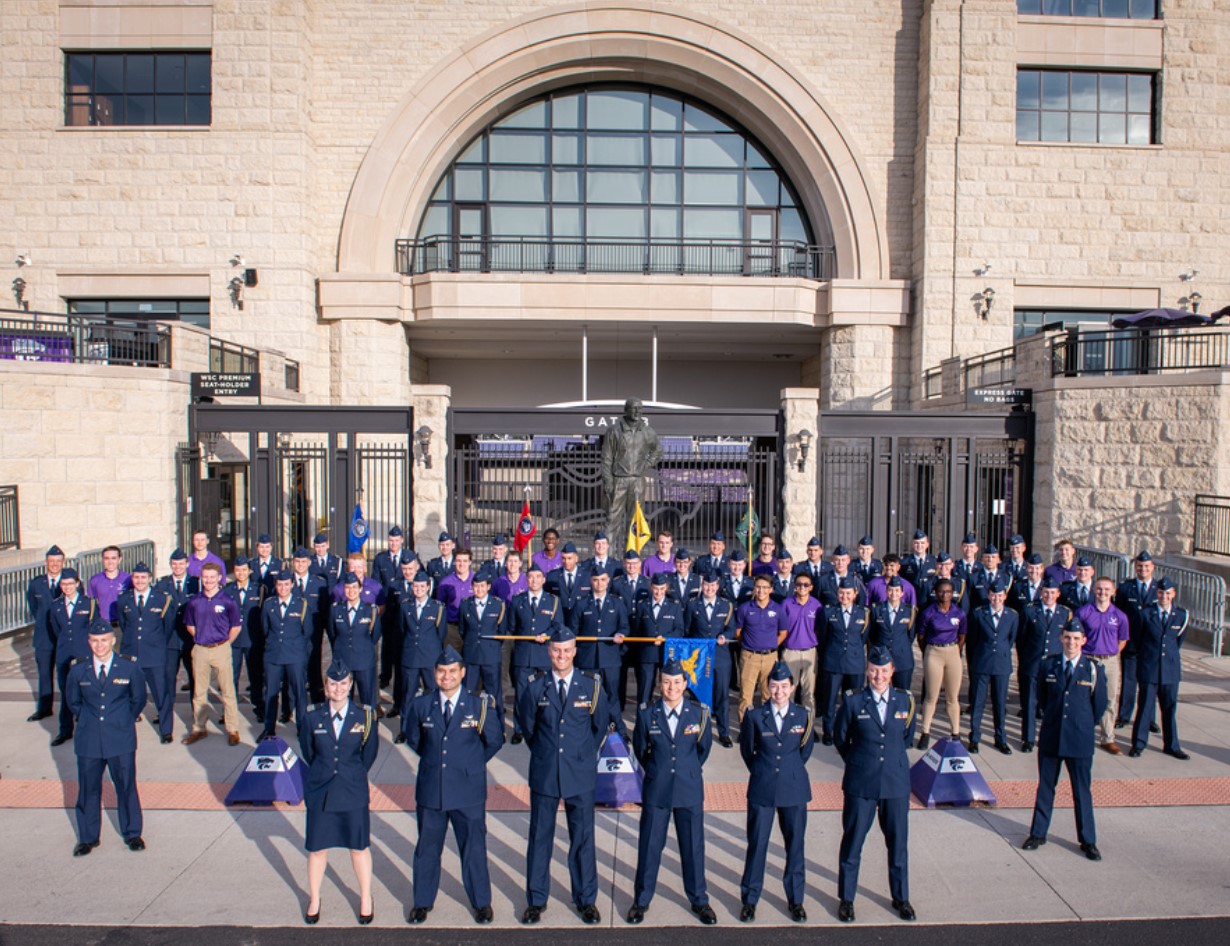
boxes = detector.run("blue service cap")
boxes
[710,530,726,542]
[1136,550,1153,562]
[273,569,293,583]
[984,544,999,556]
[859,535,874,546]
[401,552,420,565]
[526,563,545,575]
[549,627,577,644]
[936,552,952,563]
[807,536,822,547]
[131,561,151,574]
[492,533,508,545]
[1156,576,1176,591]
[661,658,685,677]
[1040,576,1060,589]
[561,541,578,555]
[963,532,978,544]
[436,644,464,666]
[472,567,494,584]
[438,531,453,543]
[700,568,721,583]
[650,572,671,586]
[729,549,747,562]
[777,548,793,561]
[46,544,65,557]
[886,576,903,588]
[912,529,928,541]
[293,546,311,559]
[410,570,431,584]
[326,658,351,681]
[867,645,893,667]
[313,532,329,545]
[257,533,272,545]
[1076,556,1093,568]
[675,548,691,561]
[342,572,360,585]
[60,568,80,582]
[838,576,859,590]
[623,549,640,560]
[832,544,848,557]
[388,525,403,537]
[1009,534,1026,546]
[1027,553,1044,565]
[768,661,793,683]
[989,578,1010,594]
[169,548,188,562]
[593,530,608,541]
[233,555,250,568]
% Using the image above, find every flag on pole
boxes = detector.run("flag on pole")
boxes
[735,498,760,553]
[627,499,652,553]
[347,503,369,555]
[664,637,716,709]
[513,497,536,553]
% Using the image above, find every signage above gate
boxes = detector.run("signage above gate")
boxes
[451,407,780,438]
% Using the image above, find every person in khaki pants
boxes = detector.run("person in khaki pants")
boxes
[734,575,788,722]
[182,562,244,746]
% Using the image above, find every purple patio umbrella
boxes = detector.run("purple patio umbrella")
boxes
[1111,308,1214,329]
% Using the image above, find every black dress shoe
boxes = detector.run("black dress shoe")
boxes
[626,904,646,924]
[692,903,717,925]
[407,906,430,924]
[126,836,145,851]
[304,901,321,925]
[718,734,733,748]
[917,733,930,750]
[1115,718,1129,729]
[892,898,916,921]
[1020,741,1034,753]
[27,711,51,722]
[394,732,407,744]
[359,905,374,925]
[1081,843,1102,861]
[475,905,493,924]
[838,900,855,922]
[995,741,1012,755]
[739,902,756,922]
[788,902,807,922]
[386,708,400,719]
[258,731,275,741]
[280,712,293,724]
[1166,749,1191,761]
[161,734,174,744]
[821,733,834,746]
[579,903,600,924]
[511,733,523,745]
[1021,835,1046,850]
[1128,748,1143,757]
[967,741,980,754]
[1149,722,1161,734]
[51,733,71,747]
[253,711,265,724]
[72,841,99,857]
[181,683,191,691]
[521,905,543,924]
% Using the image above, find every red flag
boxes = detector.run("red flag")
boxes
[513,498,536,553]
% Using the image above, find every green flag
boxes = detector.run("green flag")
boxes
[735,504,760,552]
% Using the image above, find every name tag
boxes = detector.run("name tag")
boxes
[349,722,365,733]
[1078,680,1093,687]
[537,698,550,707]
[314,727,327,734]
[1044,674,1058,683]
[359,618,370,625]
[649,726,662,735]
[857,712,871,720]
[421,720,434,728]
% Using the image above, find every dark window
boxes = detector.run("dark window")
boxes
[1017,70,1155,144]
[1014,308,1129,340]
[64,52,211,126]
[1016,0,1158,17]
[68,298,210,329]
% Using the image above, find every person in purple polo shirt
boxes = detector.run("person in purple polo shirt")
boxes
[734,574,789,722]
[87,545,131,624]
[186,529,227,583]
[182,562,243,746]
[493,550,528,603]
[1043,539,1078,586]
[915,578,967,751]
[781,572,823,708]
[530,529,563,574]
[1074,576,1129,755]
[330,552,385,606]
[436,548,475,649]
[641,530,676,578]
[866,555,917,608]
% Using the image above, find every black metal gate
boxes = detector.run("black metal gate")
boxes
[180,405,414,559]
[816,411,1033,556]
[449,407,781,560]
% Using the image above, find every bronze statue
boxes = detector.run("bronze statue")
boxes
[601,398,662,544]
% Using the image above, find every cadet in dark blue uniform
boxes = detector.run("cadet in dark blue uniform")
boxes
[1023,625,1108,860]
[299,659,379,925]
[26,544,66,721]
[373,526,411,694]
[612,551,650,711]
[627,659,715,925]
[633,572,683,706]
[686,570,735,747]
[404,645,504,924]
[116,562,176,744]
[515,628,607,925]
[899,530,937,600]
[721,549,754,605]
[395,571,444,733]
[66,624,147,855]
[834,646,916,922]
[155,548,199,695]
[1116,550,1157,728]
[259,570,311,738]
[286,547,329,705]
[966,579,1018,754]
[51,569,111,746]
[458,568,508,727]
[382,554,419,718]
[328,573,381,708]
[738,661,815,923]
[818,577,870,745]
[546,541,589,616]
[668,548,702,605]
[851,536,883,586]
[251,533,283,595]
[870,577,916,692]
[1129,577,1189,759]
[223,556,265,718]
[1017,578,1070,751]
[572,570,630,738]
[507,565,560,745]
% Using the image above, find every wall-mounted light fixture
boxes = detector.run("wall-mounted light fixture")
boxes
[1187,291,1202,313]
[976,286,995,320]
[200,430,220,459]
[228,275,245,310]
[416,424,433,468]
[797,428,813,472]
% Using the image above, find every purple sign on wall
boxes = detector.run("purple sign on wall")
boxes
[0,331,73,362]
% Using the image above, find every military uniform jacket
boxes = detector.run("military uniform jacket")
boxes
[633,698,712,808]
[223,577,264,649]
[701,553,731,577]
[154,574,200,641]
[851,557,883,585]
[1018,602,1070,674]
[686,596,733,650]
[261,594,312,664]
[817,571,868,608]
[26,573,62,653]
[833,686,916,800]
[66,655,147,758]
[740,701,815,807]
[769,573,794,603]
[309,553,343,588]
[667,572,702,605]
[399,596,445,669]
[459,595,508,666]
[287,573,328,630]
[870,602,916,673]
[405,687,503,810]
[372,548,412,588]
[611,573,650,612]
[721,573,755,606]
[820,604,870,674]
[427,555,455,583]
[572,595,630,668]
[793,560,835,585]
[1060,580,1095,612]
[253,557,284,595]
[952,559,980,585]
[1037,654,1108,759]
[1116,578,1157,649]
[327,601,381,669]
[116,588,174,667]
[586,556,620,580]
[508,590,561,668]
[51,595,110,664]
[1136,604,1186,686]
[299,702,378,812]
[967,565,1012,611]
[966,606,1019,676]
[1010,578,1043,615]
[546,567,590,615]
[899,554,937,595]
[633,597,684,665]
[516,670,606,798]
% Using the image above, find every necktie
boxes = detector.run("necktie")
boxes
[176,580,183,596]
[239,589,246,606]
[1080,586,1088,605]
[1065,661,1075,685]
[1141,581,1148,599]
[993,612,1000,628]
[319,557,325,569]
[558,678,568,704]
[530,597,539,609]
[566,573,573,591]
[50,576,55,590]
[875,696,886,724]
[595,597,603,610]
[299,579,305,593]
[98,663,107,686]
[1161,610,1169,624]
[1045,609,1053,621]
[416,602,424,619]
[443,700,453,726]
[775,711,784,734]
[138,594,145,610]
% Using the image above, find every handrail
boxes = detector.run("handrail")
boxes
[963,345,1016,390]
[0,485,17,551]
[209,336,259,374]
[1051,326,1230,377]
[0,310,171,367]
[1193,495,1230,557]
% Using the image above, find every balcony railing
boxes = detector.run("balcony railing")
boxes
[964,345,1016,390]
[0,485,17,551]
[1051,327,1230,377]
[284,359,300,392]
[209,336,259,374]
[1194,495,1230,558]
[396,236,836,280]
[922,365,943,400]
[0,309,171,367]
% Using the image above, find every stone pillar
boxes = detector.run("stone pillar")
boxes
[169,322,210,372]
[329,319,412,405]
[410,384,451,558]
[818,325,901,410]
[780,387,821,557]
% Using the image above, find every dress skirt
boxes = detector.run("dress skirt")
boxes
[305,807,371,852]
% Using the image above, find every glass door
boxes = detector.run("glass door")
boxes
[745,209,778,275]
[453,203,489,272]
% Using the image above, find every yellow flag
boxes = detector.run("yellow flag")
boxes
[627,500,652,553]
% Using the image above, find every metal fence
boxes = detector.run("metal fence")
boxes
[1051,327,1230,377]
[1073,544,1132,585]
[1193,495,1230,557]
[0,309,171,367]
[284,359,301,392]
[964,345,1016,390]
[0,485,17,551]
[0,538,156,638]
[209,336,259,374]
[922,365,943,400]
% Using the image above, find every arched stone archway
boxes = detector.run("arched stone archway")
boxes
[336,2,890,280]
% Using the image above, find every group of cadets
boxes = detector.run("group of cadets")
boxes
[24,522,1192,924]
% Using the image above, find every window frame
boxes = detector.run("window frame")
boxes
[63,51,211,128]
[1016,68,1158,145]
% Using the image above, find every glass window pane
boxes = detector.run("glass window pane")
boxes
[490,205,547,236]
[553,93,581,129]
[1070,111,1098,142]
[553,170,581,202]
[650,95,681,131]
[587,207,646,238]
[489,132,546,164]
[95,56,123,96]
[430,177,450,202]
[684,170,741,205]
[67,54,92,90]
[456,137,485,164]
[127,95,154,125]
[1127,74,1152,112]
[684,134,743,168]
[1074,0,1099,14]
[1102,0,1129,16]
[1017,109,1040,142]
[1017,71,1040,110]
[1129,0,1156,17]
[94,94,119,125]
[683,208,740,239]
[1099,112,1126,144]
[588,134,646,166]
[553,133,581,165]
[156,54,185,93]
[586,90,648,130]
[1041,72,1069,109]
[650,134,681,167]
[746,170,779,206]
[1017,0,1042,13]
[683,103,730,133]
[417,205,449,239]
[1127,113,1151,145]
[651,171,679,203]
[1070,73,1097,110]
[779,208,807,243]
[1040,110,1068,141]
[1099,74,1126,111]
[587,170,647,203]
[747,144,772,169]
[454,167,485,200]
[185,54,210,94]
[497,100,547,128]
[155,95,184,125]
[553,206,582,237]
[185,95,210,125]
[490,168,547,201]
[1043,0,1070,13]
[127,55,154,93]
[650,208,679,237]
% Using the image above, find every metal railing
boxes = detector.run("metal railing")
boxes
[284,359,300,392]
[922,365,943,400]
[209,336,259,374]
[1051,327,1230,377]
[1193,495,1230,557]
[964,345,1016,390]
[0,485,17,551]
[0,309,171,367]
[0,538,156,638]
[396,236,836,280]
[1074,544,1133,584]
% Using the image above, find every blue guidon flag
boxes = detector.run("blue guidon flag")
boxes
[347,503,369,554]
[664,637,716,709]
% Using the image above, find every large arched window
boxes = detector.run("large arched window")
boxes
[403,85,832,278]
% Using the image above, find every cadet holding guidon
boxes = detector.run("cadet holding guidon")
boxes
[515,628,607,926]
[738,661,815,924]
[686,569,735,747]
[833,646,916,923]
[632,572,683,707]
[66,623,147,856]
[627,659,716,926]
[403,645,503,925]
[116,562,176,744]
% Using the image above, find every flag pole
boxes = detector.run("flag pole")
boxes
[746,485,754,558]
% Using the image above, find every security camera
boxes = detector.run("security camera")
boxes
[15,254,31,267]
[229,254,245,268]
